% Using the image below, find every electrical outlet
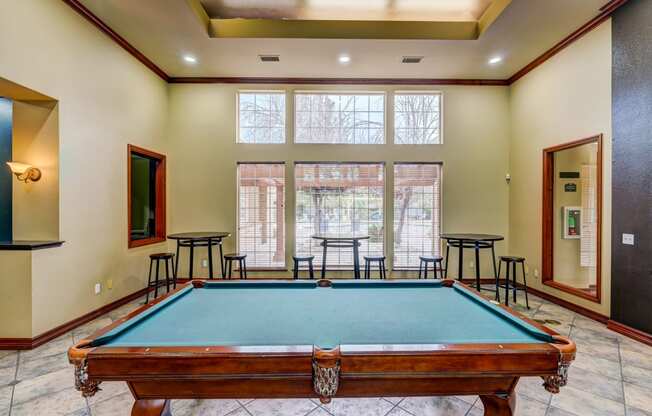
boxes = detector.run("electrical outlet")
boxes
[106,279,113,290]
[533,269,539,278]
[524,265,529,275]
[201,259,208,268]
[469,261,474,269]
[94,283,101,295]
[622,233,635,246]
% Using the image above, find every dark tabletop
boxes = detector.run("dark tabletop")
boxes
[0,240,65,251]
[167,232,231,240]
[440,233,504,242]
[312,235,370,241]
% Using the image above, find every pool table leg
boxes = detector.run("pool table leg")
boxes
[479,392,515,416]
[131,399,171,416]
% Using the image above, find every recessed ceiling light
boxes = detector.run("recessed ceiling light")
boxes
[338,54,351,64]
[488,56,503,65]
[183,55,198,64]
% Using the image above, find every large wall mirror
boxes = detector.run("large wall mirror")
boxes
[542,135,602,303]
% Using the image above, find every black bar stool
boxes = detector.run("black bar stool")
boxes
[419,256,445,280]
[146,253,175,303]
[224,253,247,279]
[293,256,315,279]
[364,256,386,279]
[497,256,529,308]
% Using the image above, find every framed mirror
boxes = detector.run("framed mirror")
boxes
[542,135,602,303]
[128,144,166,248]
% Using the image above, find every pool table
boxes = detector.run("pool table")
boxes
[68,280,575,416]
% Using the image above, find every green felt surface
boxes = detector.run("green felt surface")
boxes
[92,281,553,348]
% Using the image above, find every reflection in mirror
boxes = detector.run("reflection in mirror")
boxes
[553,143,598,295]
[130,153,158,241]
[542,136,602,303]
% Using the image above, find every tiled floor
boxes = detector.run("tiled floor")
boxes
[0,289,650,416]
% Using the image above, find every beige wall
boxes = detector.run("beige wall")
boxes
[509,21,612,315]
[167,84,511,278]
[0,251,32,338]
[12,100,60,240]
[0,0,168,337]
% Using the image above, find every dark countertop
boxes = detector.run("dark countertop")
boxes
[0,240,65,251]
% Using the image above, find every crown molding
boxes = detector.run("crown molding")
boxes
[507,0,628,84]
[61,0,169,81]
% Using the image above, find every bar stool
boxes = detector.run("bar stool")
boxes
[419,256,445,280]
[224,253,247,279]
[146,253,175,303]
[364,256,387,279]
[293,256,315,279]
[497,256,529,308]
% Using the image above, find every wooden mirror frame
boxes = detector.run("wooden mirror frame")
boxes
[542,134,602,303]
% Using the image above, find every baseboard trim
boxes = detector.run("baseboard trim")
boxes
[0,287,151,350]
[458,277,613,323]
[524,286,609,323]
[0,338,33,349]
[607,320,652,346]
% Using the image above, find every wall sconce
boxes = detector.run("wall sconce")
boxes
[6,162,42,183]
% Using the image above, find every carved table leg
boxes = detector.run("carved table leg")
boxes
[479,393,515,416]
[132,399,171,416]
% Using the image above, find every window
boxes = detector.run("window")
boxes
[393,163,442,268]
[394,92,442,144]
[295,163,384,267]
[128,145,166,248]
[294,92,385,144]
[237,91,286,143]
[237,163,285,268]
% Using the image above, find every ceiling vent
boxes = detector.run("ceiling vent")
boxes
[259,55,280,62]
[401,56,424,64]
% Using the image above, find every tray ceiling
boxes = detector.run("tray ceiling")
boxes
[75,0,609,79]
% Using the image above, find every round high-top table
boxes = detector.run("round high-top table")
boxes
[167,232,231,279]
[312,235,370,279]
[440,234,504,293]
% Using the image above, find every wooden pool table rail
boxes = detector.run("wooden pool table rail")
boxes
[68,279,576,416]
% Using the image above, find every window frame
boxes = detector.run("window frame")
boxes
[236,90,287,144]
[293,91,387,144]
[393,91,444,145]
[294,161,386,269]
[127,144,166,249]
[392,161,443,270]
[236,161,287,270]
